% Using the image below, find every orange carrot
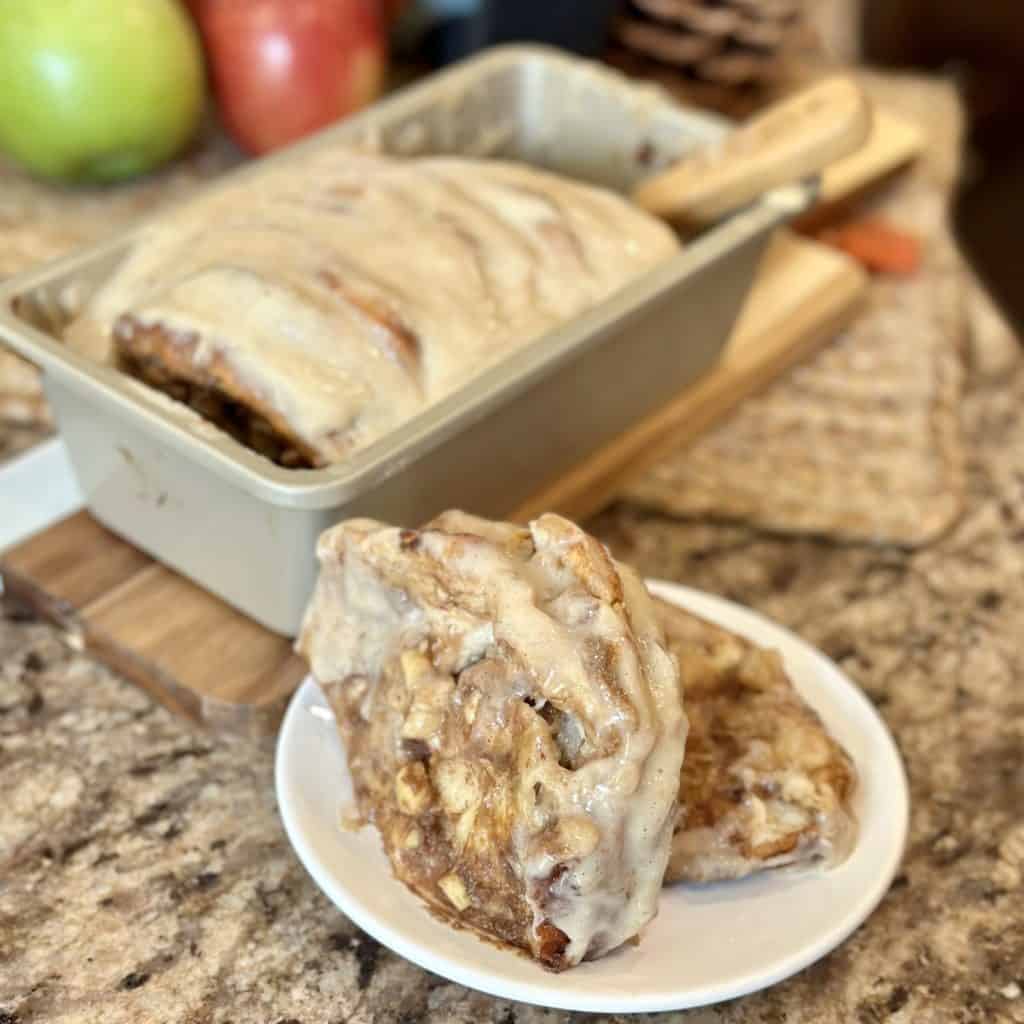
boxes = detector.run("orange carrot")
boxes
[815,218,922,276]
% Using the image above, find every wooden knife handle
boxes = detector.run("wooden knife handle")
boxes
[633,76,873,228]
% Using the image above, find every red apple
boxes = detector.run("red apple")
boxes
[380,0,408,26]
[191,0,385,155]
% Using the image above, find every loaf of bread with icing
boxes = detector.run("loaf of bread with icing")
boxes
[297,510,686,970]
[65,150,679,468]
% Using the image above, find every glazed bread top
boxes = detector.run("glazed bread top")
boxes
[65,150,679,465]
[298,510,686,968]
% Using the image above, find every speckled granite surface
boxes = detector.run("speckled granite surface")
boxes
[0,422,48,463]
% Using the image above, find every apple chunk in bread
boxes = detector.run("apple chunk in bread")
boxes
[297,511,686,970]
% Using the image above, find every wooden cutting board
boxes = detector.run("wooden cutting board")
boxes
[1,228,866,736]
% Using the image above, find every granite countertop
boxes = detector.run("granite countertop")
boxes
[3,60,1024,1024]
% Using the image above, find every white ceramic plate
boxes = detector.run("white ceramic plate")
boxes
[275,581,909,1014]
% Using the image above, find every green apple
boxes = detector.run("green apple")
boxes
[0,0,205,183]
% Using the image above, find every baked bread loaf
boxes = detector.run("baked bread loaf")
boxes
[654,597,856,884]
[297,511,686,970]
[64,150,679,468]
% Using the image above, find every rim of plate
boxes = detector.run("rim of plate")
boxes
[275,580,910,1013]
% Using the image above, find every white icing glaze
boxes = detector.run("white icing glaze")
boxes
[65,150,679,464]
[298,511,686,966]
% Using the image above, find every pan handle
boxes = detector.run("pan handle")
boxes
[632,76,872,230]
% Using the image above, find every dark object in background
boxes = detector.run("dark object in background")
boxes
[612,0,806,88]
[953,142,1024,340]
[400,0,621,66]
[861,0,1024,336]
[605,0,818,123]
[478,0,620,55]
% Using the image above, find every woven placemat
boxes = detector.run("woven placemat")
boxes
[625,262,967,545]
[623,74,969,547]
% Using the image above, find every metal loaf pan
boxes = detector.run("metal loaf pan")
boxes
[0,46,813,635]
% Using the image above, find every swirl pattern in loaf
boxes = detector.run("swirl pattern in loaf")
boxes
[65,151,679,467]
[297,510,686,969]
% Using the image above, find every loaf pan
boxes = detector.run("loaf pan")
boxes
[0,46,814,635]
